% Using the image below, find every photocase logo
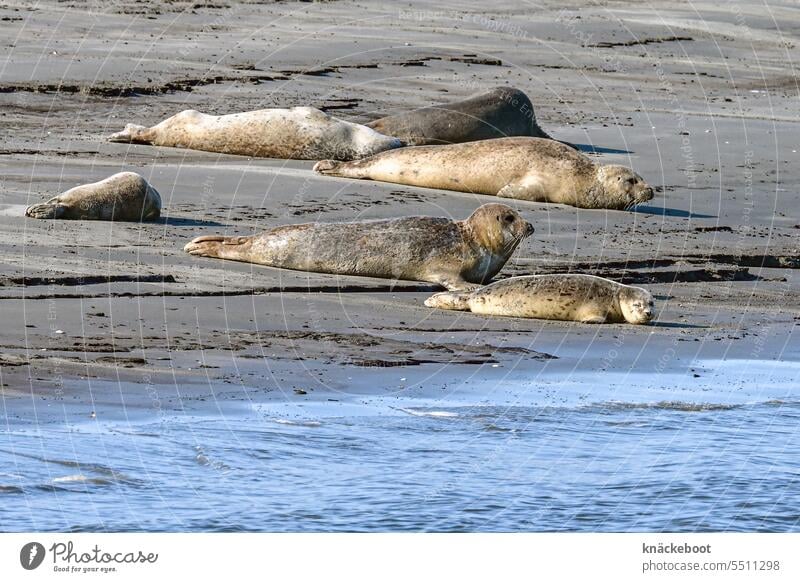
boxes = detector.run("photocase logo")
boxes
[20,542,46,570]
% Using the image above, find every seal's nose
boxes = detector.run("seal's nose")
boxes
[525,222,535,236]
[642,187,655,201]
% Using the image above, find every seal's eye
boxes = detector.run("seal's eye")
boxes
[504,214,515,224]
[626,178,636,185]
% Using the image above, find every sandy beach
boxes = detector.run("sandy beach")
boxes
[0,0,798,531]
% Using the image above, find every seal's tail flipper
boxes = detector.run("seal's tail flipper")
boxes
[25,201,66,219]
[424,292,471,311]
[184,235,251,260]
[108,123,150,144]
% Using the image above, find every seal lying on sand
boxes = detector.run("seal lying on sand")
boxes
[314,137,654,210]
[109,107,403,161]
[184,203,534,291]
[367,87,566,146]
[425,274,654,324]
[25,172,161,221]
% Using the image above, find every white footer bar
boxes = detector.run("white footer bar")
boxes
[1,533,797,581]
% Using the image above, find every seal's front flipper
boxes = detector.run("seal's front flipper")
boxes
[424,291,471,311]
[25,200,67,219]
[142,206,161,221]
[579,315,607,324]
[184,235,251,260]
[108,124,151,144]
[313,159,369,178]
[496,178,542,201]
[313,159,348,176]
[429,273,480,292]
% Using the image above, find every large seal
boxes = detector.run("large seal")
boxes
[367,86,566,146]
[25,172,161,221]
[314,137,654,210]
[109,107,403,161]
[425,274,654,324]
[184,203,534,291]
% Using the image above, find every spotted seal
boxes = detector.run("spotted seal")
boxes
[184,204,534,291]
[425,274,654,324]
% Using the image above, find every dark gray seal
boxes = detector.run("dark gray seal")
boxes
[367,87,564,146]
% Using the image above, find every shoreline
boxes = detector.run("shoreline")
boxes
[1,0,798,438]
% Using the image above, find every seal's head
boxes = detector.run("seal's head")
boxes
[595,165,654,210]
[339,119,404,159]
[463,203,534,257]
[618,286,655,324]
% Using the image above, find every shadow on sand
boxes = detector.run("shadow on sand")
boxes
[649,321,708,329]
[571,143,634,155]
[630,205,716,219]
[157,216,227,227]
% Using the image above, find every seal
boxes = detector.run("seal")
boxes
[108,107,403,161]
[314,137,654,210]
[25,172,161,221]
[425,274,654,324]
[183,203,534,291]
[367,86,567,146]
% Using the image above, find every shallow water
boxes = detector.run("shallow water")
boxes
[2,363,799,532]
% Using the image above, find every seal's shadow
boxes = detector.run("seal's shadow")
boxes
[630,205,716,219]
[649,321,708,329]
[157,216,227,227]
[572,143,633,155]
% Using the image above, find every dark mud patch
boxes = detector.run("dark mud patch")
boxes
[692,254,799,270]
[588,36,693,48]
[549,267,760,284]
[694,226,734,233]
[0,274,177,287]
[94,356,147,367]
[534,253,799,281]
[319,98,362,112]
[0,355,30,367]
[0,74,285,97]
[444,55,502,66]
[6,282,439,300]
[0,53,500,100]
[0,149,101,157]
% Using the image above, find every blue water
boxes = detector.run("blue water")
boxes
[2,393,799,532]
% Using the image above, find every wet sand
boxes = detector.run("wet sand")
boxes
[0,0,798,425]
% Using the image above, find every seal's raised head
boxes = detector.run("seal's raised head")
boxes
[618,285,655,324]
[595,165,654,210]
[462,203,534,255]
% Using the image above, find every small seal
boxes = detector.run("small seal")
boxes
[25,172,161,221]
[367,87,566,146]
[425,274,654,324]
[109,107,403,161]
[314,137,654,210]
[184,203,534,291]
